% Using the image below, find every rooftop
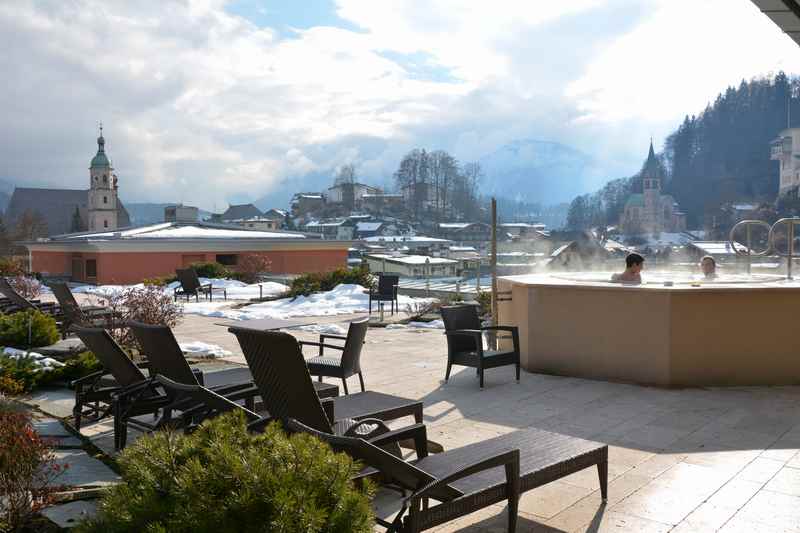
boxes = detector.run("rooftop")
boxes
[366,253,457,265]
[47,221,305,242]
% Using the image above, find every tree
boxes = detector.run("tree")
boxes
[14,210,48,242]
[334,164,357,211]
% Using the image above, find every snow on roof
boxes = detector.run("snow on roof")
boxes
[499,222,547,229]
[438,222,487,229]
[689,241,749,256]
[645,232,694,246]
[367,254,457,265]
[356,222,383,231]
[363,235,450,243]
[449,246,476,251]
[57,222,303,241]
[732,203,759,211]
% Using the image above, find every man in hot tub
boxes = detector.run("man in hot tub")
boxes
[611,253,644,284]
[700,255,717,280]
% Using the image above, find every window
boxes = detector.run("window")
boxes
[85,259,97,278]
[103,220,108,228]
[215,254,238,266]
[103,174,108,183]
[103,196,108,204]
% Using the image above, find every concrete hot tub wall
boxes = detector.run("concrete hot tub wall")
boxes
[498,273,800,387]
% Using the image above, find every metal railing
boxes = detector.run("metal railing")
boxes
[730,217,800,279]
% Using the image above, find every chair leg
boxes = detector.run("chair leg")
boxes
[479,368,484,389]
[445,361,452,382]
[341,378,349,395]
[318,375,322,382]
[358,372,365,392]
[516,362,520,382]
[598,458,608,502]
[73,398,82,431]
[507,496,519,533]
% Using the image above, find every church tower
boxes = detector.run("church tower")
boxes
[641,140,662,233]
[87,125,119,231]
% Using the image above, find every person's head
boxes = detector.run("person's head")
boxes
[700,255,716,276]
[625,253,645,273]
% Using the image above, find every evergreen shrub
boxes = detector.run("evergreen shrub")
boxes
[78,412,375,533]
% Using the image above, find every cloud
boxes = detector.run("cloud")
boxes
[0,0,799,210]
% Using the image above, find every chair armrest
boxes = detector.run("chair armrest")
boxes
[110,377,158,401]
[480,326,518,333]
[367,423,429,458]
[321,397,335,422]
[298,340,345,352]
[444,329,483,337]
[247,416,274,433]
[406,448,520,505]
[343,418,392,439]
[319,333,348,342]
[70,370,107,388]
[208,382,258,396]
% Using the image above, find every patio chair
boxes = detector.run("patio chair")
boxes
[229,327,423,441]
[369,273,399,315]
[50,282,116,331]
[71,325,173,450]
[173,268,227,302]
[300,317,368,394]
[0,277,61,316]
[441,304,520,389]
[289,418,608,533]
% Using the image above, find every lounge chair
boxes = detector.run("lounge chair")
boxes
[0,277,61,316]
[173,268,227,302]
[441,304,520,388]
[71,326,173,450]
[369,273,399,315]
[289,418,608,533]
[300,317,368,394]
[229,328,423,439]
[50,282,116,331]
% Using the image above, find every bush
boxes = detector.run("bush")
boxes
[288,266,375,297]
[0,410,68,532]
[231,254,271,284]
[101,286,183,351]
[0,310,60,348]
[141,276,174,287]
[0,258,25,277]
[78,412,374,533]
[0,351,102,393]
[189,262,231,280]
[476,290,492,318]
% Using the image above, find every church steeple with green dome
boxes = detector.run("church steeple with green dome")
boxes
[88,124,119,231]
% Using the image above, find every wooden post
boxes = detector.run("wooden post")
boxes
[491,197,498,327]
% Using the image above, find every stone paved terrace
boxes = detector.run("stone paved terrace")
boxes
[31,308,800,532]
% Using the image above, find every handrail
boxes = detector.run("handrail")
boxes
[729,217,800,279]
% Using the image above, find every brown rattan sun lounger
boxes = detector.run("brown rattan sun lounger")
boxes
[289,418,608,533]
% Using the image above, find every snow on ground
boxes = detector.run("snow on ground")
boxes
[183,284,437,321]
[71,278,287,301]
[179,341,232,359]
[297,323,348,336]
[2,347,64,371]
[408,319,445,329]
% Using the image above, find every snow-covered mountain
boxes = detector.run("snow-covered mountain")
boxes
[478,139,596,204]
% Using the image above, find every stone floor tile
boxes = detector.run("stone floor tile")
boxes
[560,462,629,491]
[616,424,691,451]
[572,510,671,533]
[518,481,593,520]
[52,449,120,488]
[32,418,71,437]
[41,500,98,529]
[630,453,685,478]
[650,462,733,496]
[735,490,800,531]
[719,515,798,533]
[763,466,800,497]
[705,478,764,509]
[736,457,785,483]
[612,481,710,525]
[607,445,655,468]
[670,502,739,533]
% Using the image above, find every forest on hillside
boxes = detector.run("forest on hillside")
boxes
[567,73,800,231]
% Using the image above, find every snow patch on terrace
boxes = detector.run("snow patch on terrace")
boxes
[71,278,288,301]
[179,342,232,359]
[184,284,437,321]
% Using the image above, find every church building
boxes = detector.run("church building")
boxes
[5,128,130,237]
[619,141,686,235]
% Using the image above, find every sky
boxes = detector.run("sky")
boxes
[1,0,800,210]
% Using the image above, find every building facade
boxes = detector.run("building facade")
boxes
[620,141,686,235]
[770,128,800,196]
[87,128,120,231]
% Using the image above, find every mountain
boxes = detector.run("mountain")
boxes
[478,140,597,204]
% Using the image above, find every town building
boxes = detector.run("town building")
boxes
[230,217,281,231]
[364,253,458,278]
[5,130,130,236]
[620,141,687,235]
[164,205,199,223]
[770,127,800,196]
[220,203,262,221]
[437,222,491,243]
[360,235,451,255]
[303,219,354,240]
[291,193,325,217]
[361,193,404,214]
[25,221,349,284]
[327,181,380,205]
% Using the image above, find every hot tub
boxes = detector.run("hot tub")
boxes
[497,272,800,387]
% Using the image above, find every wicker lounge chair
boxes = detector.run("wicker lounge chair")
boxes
[441,304,520,388]
[300,317,368,394]
[71,326,173,450]
[173,268,227,302]
[51,282,115,331]
[369,273,399,315]
[229,327,423,440]
[289,418,608,533]
[0,277,61,316]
